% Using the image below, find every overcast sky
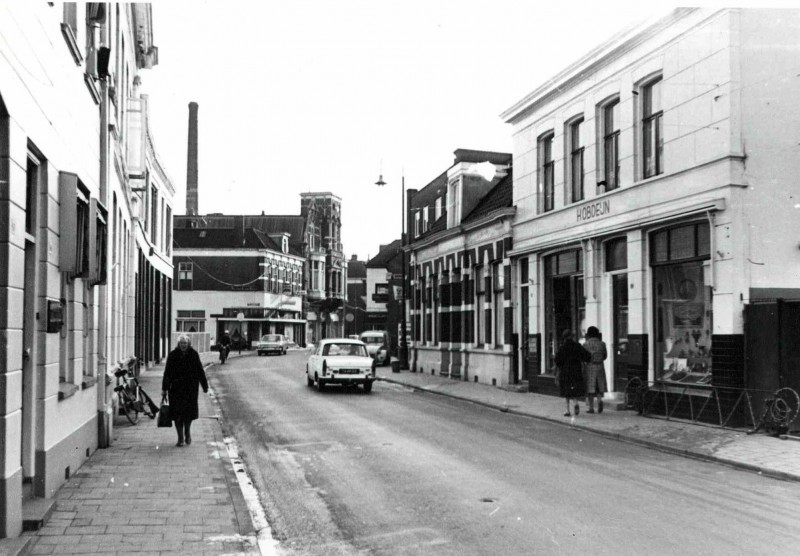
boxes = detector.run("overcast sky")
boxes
[144,1,670,260]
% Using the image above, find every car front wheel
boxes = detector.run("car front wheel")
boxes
[363,381,373,393]
[316,377,325,392]
[307,374,314,387]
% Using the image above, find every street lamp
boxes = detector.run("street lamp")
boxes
[375,172,409,370]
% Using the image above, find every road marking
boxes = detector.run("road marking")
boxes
[223,435,280,556]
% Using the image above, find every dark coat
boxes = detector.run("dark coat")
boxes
[555,339,590,398]
[583,337,608,395]
[162,346,208,422]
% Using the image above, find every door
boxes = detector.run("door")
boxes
[611,273,629,392]
[22,154,40,479]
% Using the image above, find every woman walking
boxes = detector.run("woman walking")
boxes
[583,326,608,413]
[162,334,208,447]
[554,329,590,417]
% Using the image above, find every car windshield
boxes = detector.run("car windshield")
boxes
[322,343,368,357]
[262,335,281,342]
[361,336,384,344]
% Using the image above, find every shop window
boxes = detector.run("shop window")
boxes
[605,237,628,271]
[600,98,620,191]
[178,262,193,290]
[539,132,555,212]
[567,117,584,203]
[651,222,712,386]
[544,249,585,369]
[642,76,663,179]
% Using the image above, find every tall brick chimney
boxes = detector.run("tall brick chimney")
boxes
[186,101,199,215]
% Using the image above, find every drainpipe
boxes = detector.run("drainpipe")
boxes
[98,55,112,448]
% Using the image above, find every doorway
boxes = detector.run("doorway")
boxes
[22,152,41,481]
[611,273,629,392]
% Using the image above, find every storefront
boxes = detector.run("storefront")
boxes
[543,249,585,372]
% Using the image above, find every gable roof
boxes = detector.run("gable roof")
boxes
[462,168,513,223]
[366,238,403,272]
[347,258,367,279]
[173,227,275,250]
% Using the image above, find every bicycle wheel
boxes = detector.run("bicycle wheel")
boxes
[119,388,140,424]
[139,388,157,419]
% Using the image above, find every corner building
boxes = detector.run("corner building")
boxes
[503,9,800,403]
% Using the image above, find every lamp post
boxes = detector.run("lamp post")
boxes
[375,172,409,370]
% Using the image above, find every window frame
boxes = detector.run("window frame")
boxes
[601,98,620,191]
[641,76,664,179]
[567,117,585,203]
[178,261,193,291]
[539,132,555,213]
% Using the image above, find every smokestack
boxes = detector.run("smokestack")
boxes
[186,101,199,215]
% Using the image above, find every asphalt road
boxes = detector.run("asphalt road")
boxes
[208,351,800,556]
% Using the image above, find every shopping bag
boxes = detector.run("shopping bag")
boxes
[157,396,172,428]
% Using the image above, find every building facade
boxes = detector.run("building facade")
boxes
[407,150,515,386]
[502,8,800,403]
[173,215,306,348]
[365,239,404,351]
[301,193,346,343]
[0,3,173,538]
[344,254,367,337]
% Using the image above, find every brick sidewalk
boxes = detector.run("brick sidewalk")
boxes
[376,367,800,481]
[23,351,258,556]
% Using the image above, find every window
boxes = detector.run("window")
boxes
[61,2,83,64]
[605,237,628,271]
[650,222,710,265]
[422,206,429,232]
[568,117,584,203]
[602,99,620,191]
[415,211,421,237]
[539,133,555,212]
[475,266,485,345]
[165,206,172,256]
[435,197,442,220]
[642,76,663,179]
[176,310,205,332]
[447,179,461,228]
[150,186,158,243]
[492,263,504,347]
[178,262,193,290]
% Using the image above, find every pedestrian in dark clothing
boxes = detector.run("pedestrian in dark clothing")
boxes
[583,326,608,414]
[554,329,590,417]
[162,334,208,447]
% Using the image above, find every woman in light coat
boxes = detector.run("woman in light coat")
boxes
[583,326,608,413]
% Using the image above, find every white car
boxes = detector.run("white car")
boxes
[358,331,390,366]
[306,338,376,393]
[256,334,288,356]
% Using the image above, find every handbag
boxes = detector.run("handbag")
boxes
[157,395,172,428]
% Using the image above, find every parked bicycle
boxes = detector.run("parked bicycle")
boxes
[114,358,158,425]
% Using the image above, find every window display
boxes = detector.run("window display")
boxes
[654,261,712,385]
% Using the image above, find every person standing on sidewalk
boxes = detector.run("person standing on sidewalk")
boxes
[162,334,209,447]
[554,329,590,417]
[583,326,608,414]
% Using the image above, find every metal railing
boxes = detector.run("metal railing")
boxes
[624,378,800,435]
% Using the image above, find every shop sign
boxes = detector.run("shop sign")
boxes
[576,199,611,223]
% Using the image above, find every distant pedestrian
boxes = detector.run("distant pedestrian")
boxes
[554,329,590,417]
[162,334,208,447]
[583,326,608,414]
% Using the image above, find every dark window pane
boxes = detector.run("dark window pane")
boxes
[697,222,710,257]
[670,225,695,260]
[605,238,628,271]
[520,258,529,284]
[653,231,668,263]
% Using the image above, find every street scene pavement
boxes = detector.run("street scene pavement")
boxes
[17,352,259,556]
[374,364,800,483]
[11,349,800,556]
